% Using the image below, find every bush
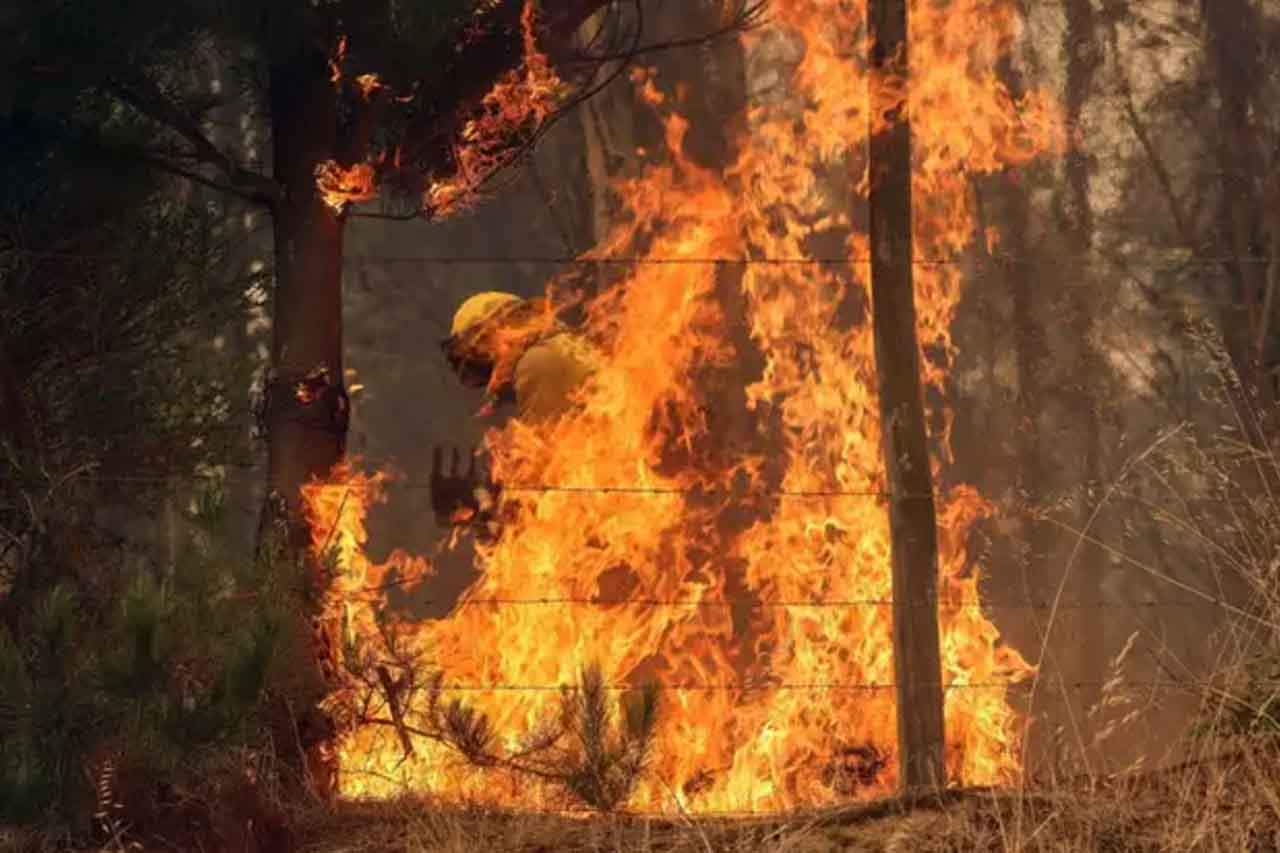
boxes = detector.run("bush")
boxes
[0,476,299,841]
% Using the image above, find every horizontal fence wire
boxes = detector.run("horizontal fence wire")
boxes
[26,475,906,498]
[7,247,1280,266]
[15,468,1274,507]
[2,474,1267,622]
[341,254,1279,267]
[7,470,1270,506]
[344,590,1216,611]
[8,465,1275,620]
[0,471,921,499]
[351,679,1186,693]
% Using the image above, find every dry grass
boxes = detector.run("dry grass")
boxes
[290,374,1280,851]
[288,740,1280,853]
[12,744,1278,852]
[12,368,1280,852]
[288,421,1280,851]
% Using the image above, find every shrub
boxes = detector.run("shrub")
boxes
[0,476,298,840]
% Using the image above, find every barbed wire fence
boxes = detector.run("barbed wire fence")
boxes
[3,466,1271,642]
[3,244,1272,807]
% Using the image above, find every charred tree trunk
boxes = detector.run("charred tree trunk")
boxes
[1197,0,1280,503]
[868,0,946,790]
[989,48,1051,612]
[264,52,348,556]
[260,44,349,797]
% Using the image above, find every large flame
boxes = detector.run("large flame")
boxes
[306,0,1064,813]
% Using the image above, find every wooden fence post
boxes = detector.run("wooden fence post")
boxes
[867,0,947,791]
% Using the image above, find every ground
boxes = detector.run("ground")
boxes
[3,738,1275,852]
[295,741,1280,853]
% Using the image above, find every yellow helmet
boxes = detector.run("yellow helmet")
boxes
[450,292,523,338]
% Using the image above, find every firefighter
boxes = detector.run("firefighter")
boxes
[430,291,596,528]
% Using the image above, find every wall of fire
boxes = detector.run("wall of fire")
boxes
[340,0,1251,776]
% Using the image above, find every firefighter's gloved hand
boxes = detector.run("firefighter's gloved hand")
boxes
[430,445,484,526]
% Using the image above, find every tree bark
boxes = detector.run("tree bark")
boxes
[0,335,37,457]
[1062,0,1099,250]
[1202,0,1268,404]
[1061,0,1107,736]
[262,44,350,797]
[868,0,946,791]
[266,49,348,553]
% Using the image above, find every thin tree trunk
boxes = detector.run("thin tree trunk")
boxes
[0,334,43,626]
[0,336,37,457]
[1202,0,1268,405]
[1062,0,1099,249]
[1061,0,1107,745]
[868,0,946,791]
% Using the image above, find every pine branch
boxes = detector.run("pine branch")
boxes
[375,664,415,760]
[103,77,282,206]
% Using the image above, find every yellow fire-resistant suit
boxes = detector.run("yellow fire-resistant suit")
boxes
[446,291,596,422]
[434,291,595,529]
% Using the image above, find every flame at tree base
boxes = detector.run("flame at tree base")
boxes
[303,0,1063,814]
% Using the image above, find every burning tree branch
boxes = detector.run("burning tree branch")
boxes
[335,0,767,220]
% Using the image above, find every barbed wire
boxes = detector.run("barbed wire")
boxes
[5,247,1278,266]
[14,471,1278,511]
[0,471,922,499]
[342,590,1217,611]
[6,464,1273,628]
[351,678,1185,693]
[341,254,1276,267]
[3,472,1269,620]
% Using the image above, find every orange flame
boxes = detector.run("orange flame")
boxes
[307,0,1065,812]
[315,161,378,212]
[317,1,565,216]
[329,35,348,86]
[426,0,565,215]
[354,73,384,99]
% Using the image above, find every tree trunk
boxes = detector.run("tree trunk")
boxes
[1061,0,1107,743]
[1198,0,1280,495]
[0,334,43,626]
[265,63,348,553]
[1202,0,1268,404]
[1062,0,1099,250]
[0,336,37,457]
[263,45,349,797]
[868,0,946,791]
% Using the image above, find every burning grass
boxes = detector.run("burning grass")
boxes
[292,741,1280,852]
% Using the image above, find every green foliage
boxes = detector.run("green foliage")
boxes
[558,664,660,811]
[0,106,260,505]
[364,654,662,812]
[0,487,295,830]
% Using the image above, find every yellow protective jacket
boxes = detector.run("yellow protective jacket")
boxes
[448,292,596,422]
[511,332,596,422]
